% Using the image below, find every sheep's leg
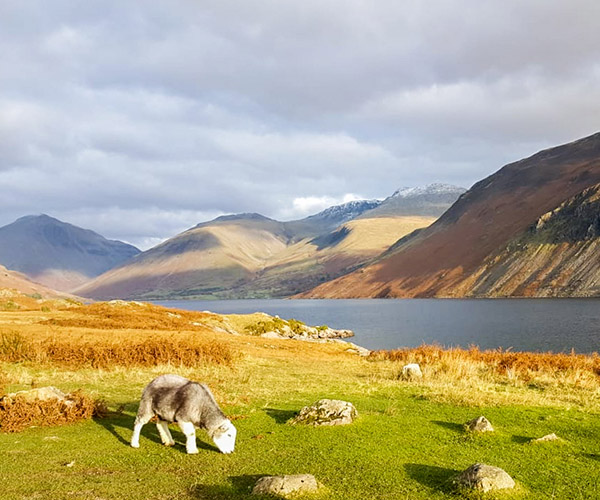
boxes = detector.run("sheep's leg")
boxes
[177,421,198,454]
[156,420,175,446]
[131,399,153,448]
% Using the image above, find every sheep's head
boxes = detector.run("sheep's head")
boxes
[211,420,236,454]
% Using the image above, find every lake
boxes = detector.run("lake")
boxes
[153,298,600,354]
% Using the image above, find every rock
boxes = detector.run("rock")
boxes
[251,474,319,497]
[400,363,423,380]
[289,399,357,426]
[260,331,283,339]
[465,416,494,432]
[532,433,559,443]
[455,463,515,493]
[6,386,68,403]
[344,342,371,357]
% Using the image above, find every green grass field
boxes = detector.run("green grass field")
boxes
[2,355,600,500]
[1,299,599,499]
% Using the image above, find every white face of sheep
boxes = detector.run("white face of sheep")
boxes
[212,420,236,454]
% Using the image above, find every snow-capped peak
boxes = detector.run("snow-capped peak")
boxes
[308,199,381,221]
[391,183,466,198]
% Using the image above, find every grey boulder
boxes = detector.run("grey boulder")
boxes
[289,399,357,426]
[252,474,319,497]
[465,416,494,432]
[455,463,515,493]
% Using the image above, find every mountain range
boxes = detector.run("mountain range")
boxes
[75,184,465,299]
[5,132,600,301]
[302,132,600,298]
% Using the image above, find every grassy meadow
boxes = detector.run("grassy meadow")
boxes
[1,293,599,499]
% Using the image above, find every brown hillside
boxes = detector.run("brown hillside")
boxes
[303,132,600,298]
[0,265,79,300]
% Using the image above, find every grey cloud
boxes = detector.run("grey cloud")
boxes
[0,0,599,247]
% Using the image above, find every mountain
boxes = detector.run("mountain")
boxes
[74,213,292,300]
[75,186,464,300]
[0,264,78,299]
[462,183,600,297]
[285,199,382,239]
[301,132,600,298]
[360,183,467,218]
[0,215,141,291]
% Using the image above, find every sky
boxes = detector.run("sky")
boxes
[1,1,599,250]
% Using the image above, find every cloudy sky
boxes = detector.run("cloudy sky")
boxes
[1,1,599,249]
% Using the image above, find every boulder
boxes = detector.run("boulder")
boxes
[465,416,494,432]
[252,474,319,497]
[455,463,515,493]
[400,363,423,380]
[289,399,357,426]
[532,433,559,443]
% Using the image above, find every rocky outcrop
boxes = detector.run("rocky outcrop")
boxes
[289,399,357,426]
[251,474,319,497]
[532,433,560,443]
[455,463,515,493]
[465,416,494,433]
[462,183,600,297]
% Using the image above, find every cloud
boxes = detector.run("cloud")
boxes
[0,0,599,247]
[281,193,365,220]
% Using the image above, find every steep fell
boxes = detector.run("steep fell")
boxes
[303,132,600,298]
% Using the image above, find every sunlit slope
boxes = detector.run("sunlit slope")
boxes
[75,215,289,300]
[0,264,79,300]
[241,216,436,297]
[76,215,435,299]
[303,132,600,298]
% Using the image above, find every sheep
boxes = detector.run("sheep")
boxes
[130,374,236,454]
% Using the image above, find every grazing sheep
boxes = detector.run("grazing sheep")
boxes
[130,374,236,454]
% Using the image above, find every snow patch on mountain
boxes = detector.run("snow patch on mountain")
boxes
[391,183,466,198]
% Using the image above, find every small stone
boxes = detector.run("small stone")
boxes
[289,399,357,426]
[532,433,559,443]
[465,416,494,432]
[400,363,423,380]
[455,463,515,493]
[251,474,319,497]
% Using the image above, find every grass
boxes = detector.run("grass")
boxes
[0,295,599,499]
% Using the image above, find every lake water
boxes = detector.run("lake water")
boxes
[154,298,600,354]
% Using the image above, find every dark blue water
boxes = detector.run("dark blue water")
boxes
[153,298,600,353]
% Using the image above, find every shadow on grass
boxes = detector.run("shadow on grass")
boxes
[431,420,464,433]
[94,412,218,453]
[191,475,265,499]
[512,435,532,444]
[404,463,458,493]
[584,453,600,461]
[263,408,297,424]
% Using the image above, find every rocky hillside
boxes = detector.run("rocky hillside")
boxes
[76,185,464,300]
[302,132,600,298]
[0,215,140,292]
[464,183,600,297]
